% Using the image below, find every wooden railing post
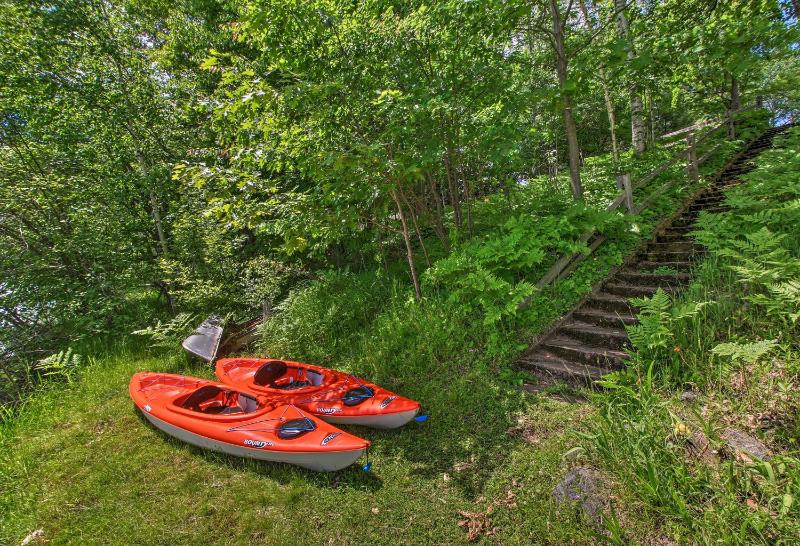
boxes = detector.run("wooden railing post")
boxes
[616,173,633,213]
[686,132,699,184]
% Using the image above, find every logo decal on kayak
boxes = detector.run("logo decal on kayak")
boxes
[379,396,396,409]
[321,432,341,446]
[244,439,273,449]
[318,407,341,414]
[143,404,152,412]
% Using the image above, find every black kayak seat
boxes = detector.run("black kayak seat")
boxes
[253,361,288,386]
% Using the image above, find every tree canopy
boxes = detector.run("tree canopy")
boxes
[1,0,798,389]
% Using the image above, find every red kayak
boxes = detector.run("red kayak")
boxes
[215,358,421,429]
[129,372,370,471]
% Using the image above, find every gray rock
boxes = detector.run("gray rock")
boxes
[686,431,718,465]
[680,391,699,404]
[721,428,772,462]
[552,466,608,522]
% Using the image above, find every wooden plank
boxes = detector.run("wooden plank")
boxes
[555,234,607,282]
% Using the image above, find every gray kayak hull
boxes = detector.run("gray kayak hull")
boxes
[141,411,366,472]
[323,408,419,429]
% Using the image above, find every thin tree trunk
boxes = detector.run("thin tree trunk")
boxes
[150,192,169,259]
[551,0,583,200]
[615,0,646,155]
[727,74,740,139]
[443,148,462,229]
[425,173,450,252]
[578,0,619,163]
[390,189,422,301]
[793,0,800,18]
[399,188,431,268]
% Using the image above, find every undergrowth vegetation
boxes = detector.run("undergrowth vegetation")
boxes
[586,128,800,543]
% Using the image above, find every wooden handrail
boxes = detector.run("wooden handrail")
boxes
[518,109,754,310]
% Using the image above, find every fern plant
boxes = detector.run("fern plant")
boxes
[35,348,83,383]
[132,313,199,350]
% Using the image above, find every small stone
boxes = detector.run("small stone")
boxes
[680,391,699,404]
[371,507,379,514]
[21,529,44,546]
[443,473,451,482]
[686,431,718,465]
[721,428,772,462]
[552,466,608,523]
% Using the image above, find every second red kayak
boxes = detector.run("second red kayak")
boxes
[215,358,421,429]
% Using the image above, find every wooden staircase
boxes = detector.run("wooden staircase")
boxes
[517,126,789,386]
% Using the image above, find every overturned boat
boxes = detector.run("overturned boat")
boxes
[215,358,421,429]
[129,372,370,471]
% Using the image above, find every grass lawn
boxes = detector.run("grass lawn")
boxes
[0,340,618,545]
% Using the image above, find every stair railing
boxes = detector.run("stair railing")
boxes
[519,112,742,309]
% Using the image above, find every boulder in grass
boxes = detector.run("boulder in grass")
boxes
[721,428,772,462]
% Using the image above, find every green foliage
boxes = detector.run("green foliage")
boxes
[586,126,800,544]
[132,313,198,350]
[426,205,625,327]
[35,348,84,384]
[711,339,778,364]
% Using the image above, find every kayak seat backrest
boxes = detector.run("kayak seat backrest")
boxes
[237,393,259,413]
[306,369,325,386]
[182,385,225,412]
[253,361,288,386]
[181,386,260,415]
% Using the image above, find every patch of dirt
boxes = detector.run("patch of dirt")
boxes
[458,479,522,542]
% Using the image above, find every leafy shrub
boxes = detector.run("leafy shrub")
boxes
[132,313,198,350]
[35,348,84,383]
[425,204,625,327]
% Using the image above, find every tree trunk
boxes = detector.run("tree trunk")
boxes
[615,0,646,155]
[149,192,169,259]
[793,0,800,18]
[727,74,740,139]
[399,188,431,268]
[551,0,583,200]
[426,173,450,252]
[443,146,462,230]
[390,189,422,301]
[578,0,619,164]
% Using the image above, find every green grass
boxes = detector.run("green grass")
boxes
[1,334,613,545]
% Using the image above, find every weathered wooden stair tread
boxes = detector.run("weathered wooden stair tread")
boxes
[518,352,612,383]
[572,308,639,327]
[518,125,787,388]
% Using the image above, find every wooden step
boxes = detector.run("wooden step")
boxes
[541,336,629,369]
[517,351,611,385]
[604,282,667,299]
[642,249,699,262]
[560,321,630,350]
[645,241,698,253]
[670,217,699,229]
[636,260,693,271]
[585,292,637,314]
[613,270,690,286]
[572,307,639,328]
[657,232,693,243]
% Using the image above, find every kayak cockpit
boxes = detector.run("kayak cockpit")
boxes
[175,385,262,416]
[253,360,327,391]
